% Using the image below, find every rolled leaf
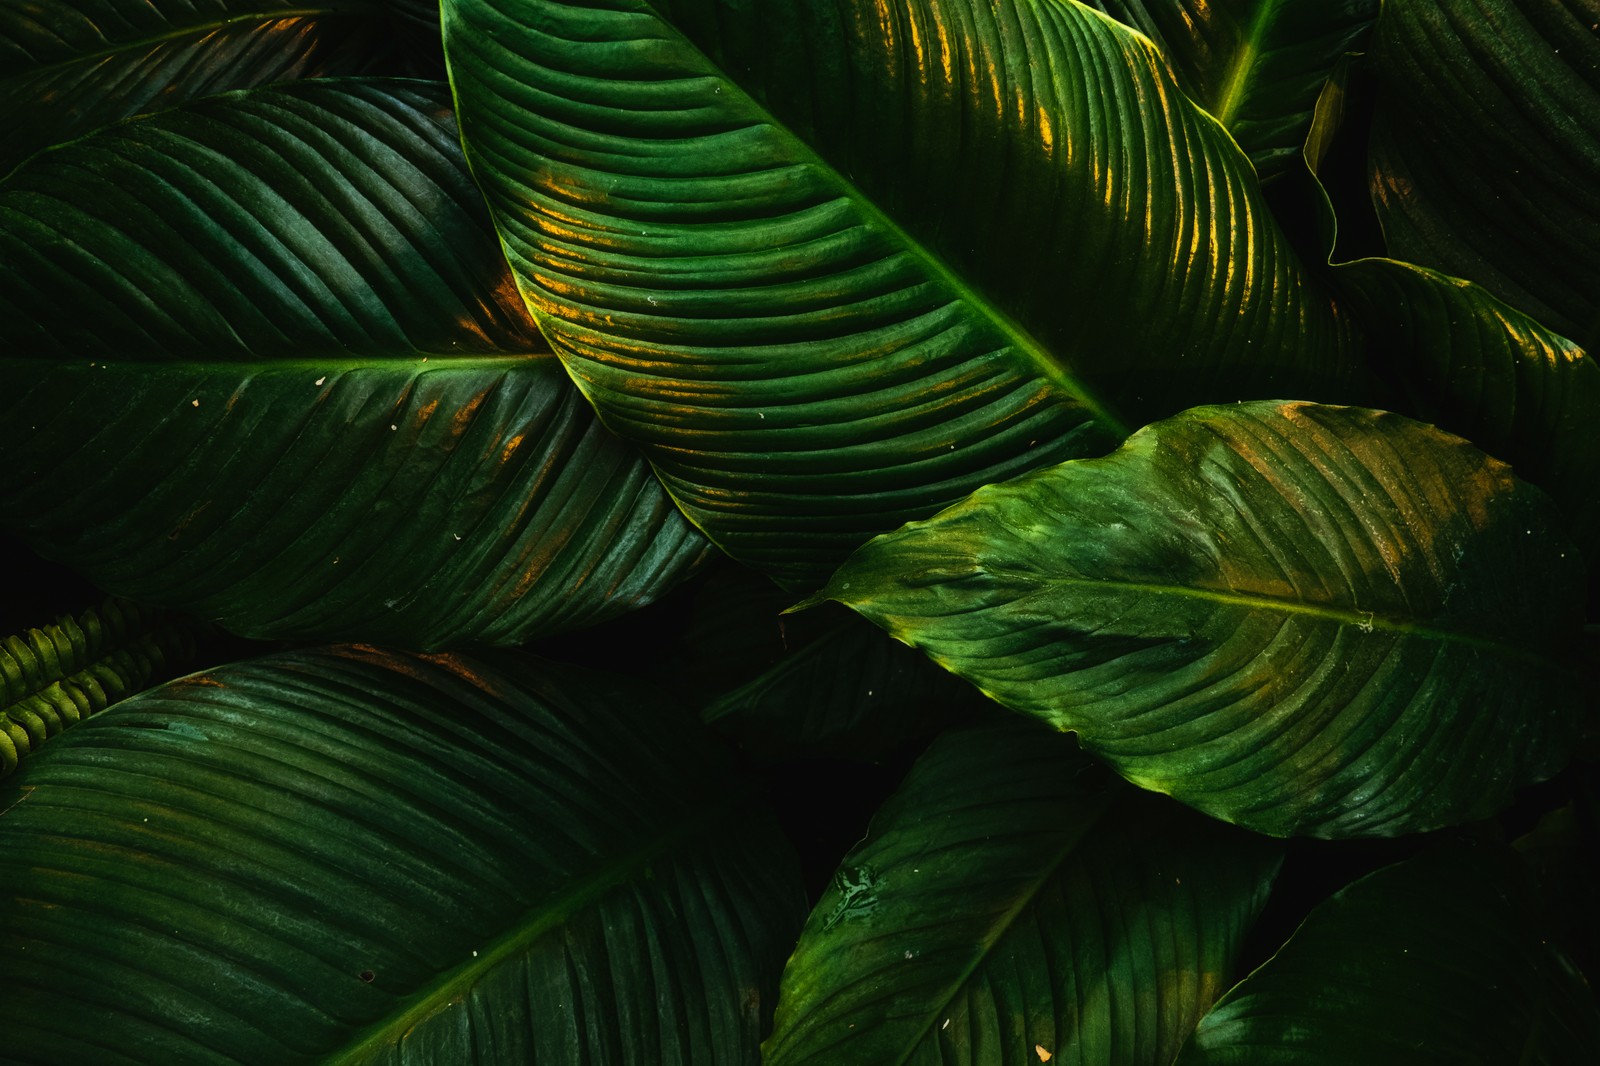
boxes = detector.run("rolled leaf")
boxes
[814,400,1587,837]
[1179,843,1600,1063]
[0,79,710,646]
[1367,0,1600,345]
[0,645,804,1063]
[1087,0,1379,177]
[443,0,1358,587]
[764,719,1280,1064]
[0,0,443,173]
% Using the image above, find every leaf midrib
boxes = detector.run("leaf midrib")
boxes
[322,798,738,1064]
[1211,0,1285,129]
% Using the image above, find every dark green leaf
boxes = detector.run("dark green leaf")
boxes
[1086,0,1379,177]
[0,79,710,646]
[764,719,1280,1064]
[815,400,1586,837]
[0,0,444,173]
[443,0,1358,587]
[1367,0,1600,345]
[1,598,197,777]
[0,645,804,1063]
[1179,843,1600,1064]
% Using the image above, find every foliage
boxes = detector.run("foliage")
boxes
[1,0,1597,1062]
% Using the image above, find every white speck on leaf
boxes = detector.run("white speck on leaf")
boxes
[190,399,199,407]
[315,376,326,386]
[942,1019,950,1031]
[390,424,398,431]
[453,533,462,541]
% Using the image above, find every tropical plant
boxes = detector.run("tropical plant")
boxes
[2,0,1597,1062]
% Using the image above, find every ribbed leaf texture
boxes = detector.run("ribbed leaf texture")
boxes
[1179,843,1600,1063]
[443,0,1359,587]
[0,645,805,1064]
[0,597,197,777]
[0,0,444,173]
[1086,0,1379,177]
[764,719,1280,1064]
[1368,0,1600,346]
[0,78,711,646]
[815,400,1587,836]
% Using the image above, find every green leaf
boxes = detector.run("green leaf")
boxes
[0,79,711,647]
[814,400,1587,837]
[764,719,1280,1064]
[1085,0,1379,177]
[1,597,198,778]
[1179,843,1600,1064]
[0,0,444,173]
[0,645,804,1063]
[1367,0,1600,346]
[443,0,1359,587]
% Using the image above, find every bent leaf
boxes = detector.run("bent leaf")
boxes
[815,400,1587,837]
[0,79,710,646]
[0,0,442,173]
[764,719,1279,1064]
[1179,843,1600,1063]
[1,598,197,777]
[444,0,1357,586]
[1087,0,1379,177]
[1367,0,1600,345]
[0,645,804,1063]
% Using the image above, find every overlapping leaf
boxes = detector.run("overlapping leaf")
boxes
[1087,0,1378,176]
[0,645,804,1063]
[0,0,444,173]
[1367,0,1600,345]
[813,400,1587,837]
[1179,844,1600,1063]
[0,79,710,646]
[765,719,1280,1064]
[444,0,1358,586]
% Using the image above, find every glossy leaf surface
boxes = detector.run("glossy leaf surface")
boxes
[0,645,804,1064]
[765,719,1280,1064]
[1087,0,1378,177]
[1180,844,1600,1063]
[815,401,1586,837]
[1368,0,1600,344]
[444,0,1357,586]
[0,79,710,646]
[0,0,443,172]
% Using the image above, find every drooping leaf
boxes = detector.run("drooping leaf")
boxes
[0,79,711,647]
[1085,0,1379,177]
[0,597,198,777]
[1178,843,1600,1064]
[1367,0,1600,346]
[0,645,804,1063]
[0,0,444,173]
[443,0,1359,587]
[813,400,1587,837]
[764,719,1280,1065]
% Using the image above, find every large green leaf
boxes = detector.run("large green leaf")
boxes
[764,718,1280,1064]
[1,597,197,777]
[0,0,443,173]
[0,645,804,1063]
[1179,843,1600,1063]
[0,79,710,647]
[443,0,1359,587]
[1086,0,1379,177]
[811,400,1587,837]
[1367,0,1600,346]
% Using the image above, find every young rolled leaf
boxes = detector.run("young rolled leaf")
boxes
[0,79,710,647]
[0,645,804,1063]
[814,400,1587,837]
[1087,0,1379,177]
[0,0,443,173]
[764,719,1280,1064]
[1,597,197,777]
[1178,843,1600,1063]
[1367,0,1600,345]
[443,0,1358,587]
